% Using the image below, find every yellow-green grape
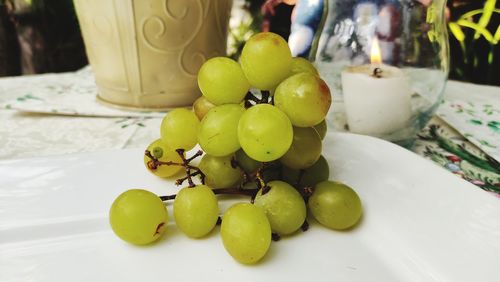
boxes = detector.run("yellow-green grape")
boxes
[173,185,219,238]
[283,155,329,187]
[198,104,245,157]
[254,181,306,235]
[193,96,216,120]
[198,154,242,188]
[220,203,271,264]
[280,127,322,170]
[109,189,168,245]
[235,149,261,174]
[238,104,293,162]
[160,108,200,151]
[313,120,327,140]
[261,161,283,183]
[309,181,363,230]
[290,57,319,76]
[274,73,331,127]
[197,57,250,105]
[240,32,292,90]
[144,139,183,178]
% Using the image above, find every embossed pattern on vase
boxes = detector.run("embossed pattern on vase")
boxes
[74,0,232,109]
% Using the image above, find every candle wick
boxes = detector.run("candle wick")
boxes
[372,67,383,78]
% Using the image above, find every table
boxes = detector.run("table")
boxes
[0,67,499,195]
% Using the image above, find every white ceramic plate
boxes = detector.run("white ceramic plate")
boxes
[1,133,499,282]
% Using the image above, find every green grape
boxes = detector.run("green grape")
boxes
[283,155,329,187]
[280,127,322,170]
[240,32,292,90]
[309,181,363,230]
[173,185,219,238]
[274,73,331,127]
[193,96,216,120]
[198,104,245,157]
[261,162,283,183]
[238,104,293,162]
[160,108,200,151]
[198,154,242,188]
[235,149,261,174]
[220,203,271,264]
[109,189,168,245]
[144,139,183,178]
[290,57,319,77]
[313,120,327,140]
[254,181,306,235]
[198,57,250,105]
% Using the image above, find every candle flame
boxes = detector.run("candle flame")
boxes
[370,38,382,64]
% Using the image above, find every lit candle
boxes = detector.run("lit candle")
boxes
[341,38,412,136]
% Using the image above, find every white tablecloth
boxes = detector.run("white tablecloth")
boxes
[0,68,498,161]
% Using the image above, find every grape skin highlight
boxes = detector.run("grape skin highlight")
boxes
[109,189,168,245]
[220,203,271,264]
[174,185,219,238]
[309,181,363,230]
[254,181,306,235]
[238,104,293,162]
[160,108,200,151]
[198,104,245,157]
[240,32,292,90]
[198,57,250,105]
[274,73,332,127]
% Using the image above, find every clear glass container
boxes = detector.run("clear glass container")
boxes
[312,0,449,147]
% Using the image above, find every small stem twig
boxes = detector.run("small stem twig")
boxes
[175,170,202,186]
[145,148,205,187]
[231,157,252,187]
[272,233,281,241]
[159,187,260,202]
[301,220,309,232]
[260,90,270,104]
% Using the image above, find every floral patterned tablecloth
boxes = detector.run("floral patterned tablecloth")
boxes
[0,68,499,195]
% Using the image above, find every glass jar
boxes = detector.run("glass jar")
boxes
[312,0,449,147]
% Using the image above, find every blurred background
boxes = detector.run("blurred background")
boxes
[0,0,499,85]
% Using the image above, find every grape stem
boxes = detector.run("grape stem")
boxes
[175,149,204,188]
[230,157,252,187]
[175,170,203,186]
[144,149,206,187]
[272,233,281,241]
[159,187,260,202]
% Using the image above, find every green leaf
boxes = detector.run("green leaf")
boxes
[479,140,495,148]
[460,8,500,21]
[468,119,483,125]
[487,121,500,133]
[474,0,497,39]
[457,19,494,43]
[449,22,465,42]
[494,25,500,43]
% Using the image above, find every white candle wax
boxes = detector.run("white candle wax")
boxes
[341,64,412,136]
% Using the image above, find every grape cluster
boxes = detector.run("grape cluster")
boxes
[109,32,363,265]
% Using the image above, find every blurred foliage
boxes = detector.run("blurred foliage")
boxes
[227,0,265,60]
[0,0,87,76]
[447,0,500,85]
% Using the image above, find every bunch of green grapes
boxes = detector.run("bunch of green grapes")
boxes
[109,32,363,265]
